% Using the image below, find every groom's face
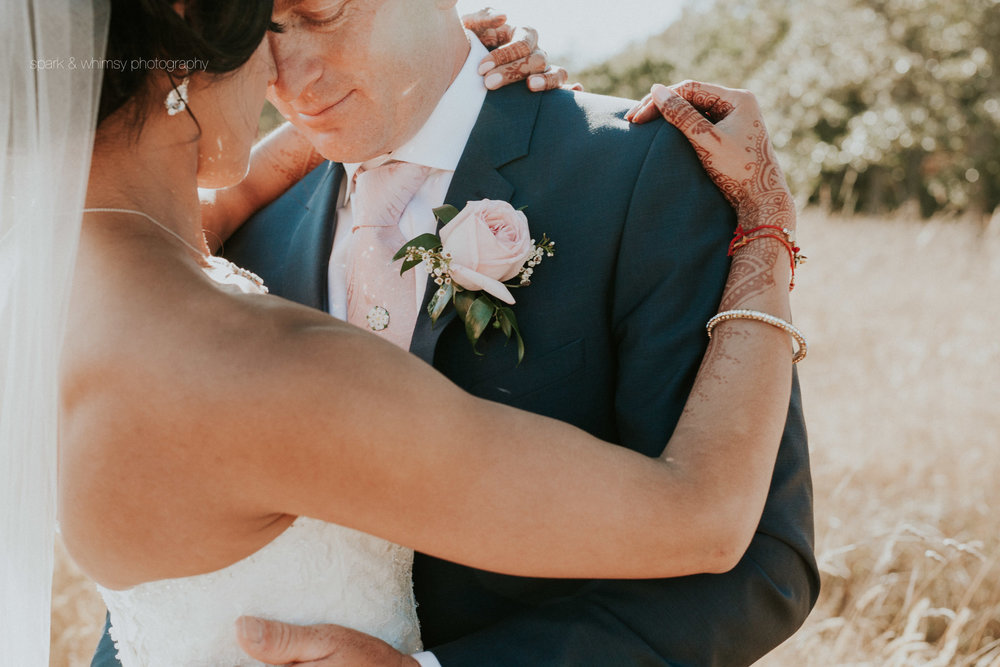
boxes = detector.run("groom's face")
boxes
[267,0,458,163]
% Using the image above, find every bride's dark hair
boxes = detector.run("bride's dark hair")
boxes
[99,0,277,127]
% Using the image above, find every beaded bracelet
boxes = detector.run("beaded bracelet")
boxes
[706,309,807,363]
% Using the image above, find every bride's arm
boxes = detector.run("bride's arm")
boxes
[72,83,795,588]
[217,297,787,582]
[200,121,323,248]
[221,84,795,579]
[235,82,798,666]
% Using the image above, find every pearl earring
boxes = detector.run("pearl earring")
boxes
[165,77,190,116]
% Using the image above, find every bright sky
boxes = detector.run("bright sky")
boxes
[455,0,689,68]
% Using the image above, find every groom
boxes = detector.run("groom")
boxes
[94,1,818,665]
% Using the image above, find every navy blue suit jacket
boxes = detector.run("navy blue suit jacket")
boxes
[94,86,818,666]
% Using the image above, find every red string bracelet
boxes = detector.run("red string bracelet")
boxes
[728,225,806,291]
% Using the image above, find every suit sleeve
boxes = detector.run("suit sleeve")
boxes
[429,122,819,666]
[91,614,120,667]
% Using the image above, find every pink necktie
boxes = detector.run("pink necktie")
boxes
[346,161,432,349]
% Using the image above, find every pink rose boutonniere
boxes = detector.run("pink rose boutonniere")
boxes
[393,200,555,362]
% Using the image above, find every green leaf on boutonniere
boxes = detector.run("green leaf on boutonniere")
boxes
[399,259,423,275]
[399,257,423,274]
[392,233,441,264]
[453,289,475,319]
[454,290,495,355]
[465,296,496,347]
[432,205,461,225]
[427,283,454,324]
[496,306,526,364]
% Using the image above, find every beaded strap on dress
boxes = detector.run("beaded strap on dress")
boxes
[201,255,269,294]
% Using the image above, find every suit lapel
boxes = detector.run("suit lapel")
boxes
[280,163,344,311]
[409,87,543,365]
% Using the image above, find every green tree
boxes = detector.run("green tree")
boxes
[580,0,1000,217]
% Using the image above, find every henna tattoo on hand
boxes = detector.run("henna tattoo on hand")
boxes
[529,66,569,91]
[667,83,793,228]
[668,102,723,144]
[494,49,547,85]
[488,27,538,67]
[663,82,796,303]
[463,9,509,48]
[684,86,735,122]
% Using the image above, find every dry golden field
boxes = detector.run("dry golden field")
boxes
[49,211,1000,666]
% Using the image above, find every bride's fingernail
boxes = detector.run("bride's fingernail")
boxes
[238,617,265,644]
[652,86,670,105]
[484,73,503,89]
[478,60,495,75]
[528,75,544,91]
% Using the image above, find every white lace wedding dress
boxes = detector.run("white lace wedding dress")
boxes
[97,256,422,667]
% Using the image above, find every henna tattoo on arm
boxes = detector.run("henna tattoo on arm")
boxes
[684,325,748,406]
[644,82,796,510]
[270,144,324,186]
[720,238,780,310]
[654,81,797,399]
[683,239,786,406]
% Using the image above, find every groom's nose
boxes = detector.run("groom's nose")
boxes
[266,30,323,105]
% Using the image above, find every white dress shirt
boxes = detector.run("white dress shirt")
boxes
[327,35,489,323]
[325,35,489,667]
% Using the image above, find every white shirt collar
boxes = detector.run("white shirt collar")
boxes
[343,32,488,197]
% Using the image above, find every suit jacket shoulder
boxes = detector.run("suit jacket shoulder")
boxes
[224,162,342,310]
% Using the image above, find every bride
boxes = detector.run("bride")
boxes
[1,0,805,665]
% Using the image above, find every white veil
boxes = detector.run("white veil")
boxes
[1,0,108,663]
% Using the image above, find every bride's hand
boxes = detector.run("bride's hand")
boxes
[462,7,515,49]
[462,7,578,92]
[236,616,415,666]
[627,81,794,233]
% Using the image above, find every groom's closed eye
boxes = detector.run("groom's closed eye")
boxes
[299,3,351,28]
[272,0,353,31]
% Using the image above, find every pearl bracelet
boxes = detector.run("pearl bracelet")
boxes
[706,309,807,364]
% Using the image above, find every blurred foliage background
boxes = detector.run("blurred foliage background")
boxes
[578,0,1000,219]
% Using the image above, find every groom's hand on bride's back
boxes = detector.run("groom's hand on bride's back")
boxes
[236,616,416,667]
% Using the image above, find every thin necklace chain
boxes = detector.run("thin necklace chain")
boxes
[82,207,209,258]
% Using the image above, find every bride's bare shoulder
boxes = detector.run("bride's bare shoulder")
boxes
[58,224,481,587]
[58,232,333,587]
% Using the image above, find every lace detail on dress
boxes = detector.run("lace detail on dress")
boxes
[99,519,421,667]
[97,262,421,666]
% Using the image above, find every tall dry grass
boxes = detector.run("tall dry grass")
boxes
[48,212,1000,665]
[757,211,1000,666]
